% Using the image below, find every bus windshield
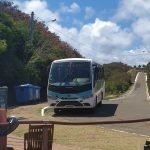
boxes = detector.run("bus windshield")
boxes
[49,61,91,86]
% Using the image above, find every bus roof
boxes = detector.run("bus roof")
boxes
[52,58,92,63]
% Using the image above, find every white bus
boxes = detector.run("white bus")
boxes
[47,58,105,113]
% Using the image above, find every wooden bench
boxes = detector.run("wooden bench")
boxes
[24,124,54,150]
[7,147,14,150]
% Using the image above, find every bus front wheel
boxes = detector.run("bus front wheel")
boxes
[91,97,97,112]
[98,93,103,106]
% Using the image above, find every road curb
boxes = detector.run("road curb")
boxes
[41,106,50,116]
[145,73,150,101]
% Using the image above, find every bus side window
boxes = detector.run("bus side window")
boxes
[97,68,100,80]
[93,68,96,86]
[93,67,98,86]
[100,68,103,79]
[96,67,100,80]
[98,68,101,80]
[101,67,104,79]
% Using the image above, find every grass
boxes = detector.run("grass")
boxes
[8,102,149,150]
[105,94,119,100]
[12,123,148,150]
[53,125,148,150]
[128,68,138,83]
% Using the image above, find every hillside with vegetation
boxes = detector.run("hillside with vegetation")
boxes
[104,62,134,98]
[145,63,150,93]
[0,1,82,104]
[0,1,135,105]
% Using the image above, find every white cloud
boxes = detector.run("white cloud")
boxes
[84,6,95,20]
[132,18,150,46]
[114,0,150,21]
[112,0,150,65]
[79,19,133,52]
[122,48,150,66]
[48,18,134,64]
[70,2,80,13]
[59,2,80,14]
[73,19,83,27]
[12,0,59,22]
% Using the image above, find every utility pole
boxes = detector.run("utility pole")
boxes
[29,11,34,43]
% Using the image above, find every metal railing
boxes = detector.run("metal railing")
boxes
[19,118,150,125]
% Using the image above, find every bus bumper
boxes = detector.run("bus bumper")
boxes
[48,98,95,109]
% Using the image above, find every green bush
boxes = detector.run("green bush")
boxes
[104,63,132,95]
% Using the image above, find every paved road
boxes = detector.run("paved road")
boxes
[114,72,148,119]
[53,72,150,136]
[102,72,150,136]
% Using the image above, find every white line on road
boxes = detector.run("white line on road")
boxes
[145,73,150,101]
[112,129,129,134]
[41,106,50,116]
[111,128,150,138]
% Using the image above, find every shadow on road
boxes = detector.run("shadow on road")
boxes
[53,104,118,118]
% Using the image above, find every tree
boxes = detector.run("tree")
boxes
[138,65,141,68]
[0,1,82,103]
[0,40,7,54]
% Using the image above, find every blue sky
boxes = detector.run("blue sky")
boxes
[10,0,150,66]
[47,0,119,27]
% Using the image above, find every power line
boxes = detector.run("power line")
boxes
[47,24,150,57]
[34,15,150,58]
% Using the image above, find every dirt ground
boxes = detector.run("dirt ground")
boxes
[8,134,84,150]
[7,102,148,150]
